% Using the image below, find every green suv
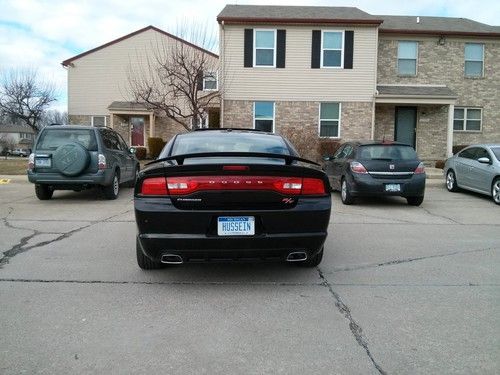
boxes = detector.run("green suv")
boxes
[27,125,139,200]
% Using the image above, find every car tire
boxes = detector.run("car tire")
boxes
[102,172,120,200]
[53,142,90,177]
[35,184,53,200]
[407,196,424,206]
[340,178,354,205]
[136,237,163,270]
[492,178,500,205]
[297,247,324,267]
[446,170,459,192]
[125,165,140,188]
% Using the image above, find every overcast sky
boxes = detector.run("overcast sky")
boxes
[1,0,498,112]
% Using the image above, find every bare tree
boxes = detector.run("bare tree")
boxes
[0,134,16,158]
[127,21,220,131]
[42,109,69,126]
[0,68,57,134]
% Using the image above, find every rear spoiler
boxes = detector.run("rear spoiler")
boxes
[145,152,320,167]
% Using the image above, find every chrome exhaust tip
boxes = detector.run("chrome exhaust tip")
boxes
[286,252,308,262]
[161,254,183,264]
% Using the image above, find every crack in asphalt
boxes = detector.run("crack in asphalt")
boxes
[419,206,462,224]
[336,210,415,224]
[328,247,497,273]
[317,267,387,375]
[0,209,132,268]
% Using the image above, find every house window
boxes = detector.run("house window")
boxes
[203,72,217,91]
[92,116,106,127]
[254,101,274,132]
[453,108,482,131]
[398,41,418,76]
[465,43,484,77]
[319,103,341,137]
[254,30,276,67]
[321,31,344,68]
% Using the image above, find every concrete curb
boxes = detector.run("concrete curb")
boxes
[0,174,29,183]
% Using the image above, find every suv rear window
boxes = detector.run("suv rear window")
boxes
[358,145,418,160]
[37,129,98,151]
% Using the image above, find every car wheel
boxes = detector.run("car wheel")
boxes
[446,170,459,192]
[407,196,424,206]
[136,237,163,270]
[492,178,500,205]
[297,247,324,267]
[340,178,354,205]
[125,165,140,188]
[102,172,120,200]
[35,184,53,200]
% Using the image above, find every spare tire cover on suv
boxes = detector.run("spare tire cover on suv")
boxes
[53,142,90,176]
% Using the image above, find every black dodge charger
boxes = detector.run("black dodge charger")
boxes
[134,129,331,269]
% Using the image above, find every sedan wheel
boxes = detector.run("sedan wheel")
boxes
[446,170,458,192]
[492,178,500,205]
[341,178,354,205]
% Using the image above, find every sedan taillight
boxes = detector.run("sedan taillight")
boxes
[139,176,326,196]
[350,161,368,174]
[414,162,425,174]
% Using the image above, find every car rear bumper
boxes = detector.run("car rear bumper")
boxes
[27,170,113,186]
[348,173,426,197]
[135,196,331,262]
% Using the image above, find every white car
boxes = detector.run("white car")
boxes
[444,144,500,205]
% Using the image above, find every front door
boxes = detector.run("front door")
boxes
[395,107,417,148]
[131,117,145,146]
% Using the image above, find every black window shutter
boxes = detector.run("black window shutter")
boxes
[197,72,204,91]
[244,29,253,67]
[344,31,354,69]
[276,30,286,68]
[311,30,321,69]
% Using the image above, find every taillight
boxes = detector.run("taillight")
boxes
[414,162,425,174]
[98,154,106,170]
[141,177,168,195]
[139,176,327,196]
[28,153,34,170]
[222,165,249,171]
[350,161,368,174]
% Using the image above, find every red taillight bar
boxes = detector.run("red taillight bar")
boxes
[139,176,326,196]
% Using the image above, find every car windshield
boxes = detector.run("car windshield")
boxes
[358,145,418,160]
[490,147,500,161]
[37,129,98,151]
[170,132,291,164]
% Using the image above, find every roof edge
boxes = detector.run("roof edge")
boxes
[379,28,500,37]
[62,25,218,67]
[217,17,383,26]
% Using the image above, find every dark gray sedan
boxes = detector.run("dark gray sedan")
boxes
[444,144,500,205]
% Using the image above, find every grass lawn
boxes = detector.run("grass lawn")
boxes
[0,158,28,175]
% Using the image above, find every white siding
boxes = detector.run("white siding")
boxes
[221,25,378,102]
[68,29,217,115]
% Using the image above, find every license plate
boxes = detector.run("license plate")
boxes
[217,216,255,236]
[35,158,51,168]
[385,183,401,192]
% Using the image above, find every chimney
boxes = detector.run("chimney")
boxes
[417,16,420,23]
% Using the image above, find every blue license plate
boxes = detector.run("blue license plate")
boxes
[217,216,255,236]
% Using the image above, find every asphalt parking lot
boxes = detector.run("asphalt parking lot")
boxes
[0,178,499,374]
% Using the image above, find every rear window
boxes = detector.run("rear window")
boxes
[358,145,418,161]
[491,147,500,161]
[37,129,98,151]
[171,132,290,155]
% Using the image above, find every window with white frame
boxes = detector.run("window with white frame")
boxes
[398,41,418,76]
[321,31,344,68]
[464,43,484,77]
[453,108,482,131]
[254,30,276,67]
[319,103,340,137]
[203,72,217,90]
[92,116,106,127]
[254,101,274,132]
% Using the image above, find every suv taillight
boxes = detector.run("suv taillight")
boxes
[350,161,368,174]
[98,154,106,170]
[28,153,35,170]
[414,162,425,174]
[139,176,326,196]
